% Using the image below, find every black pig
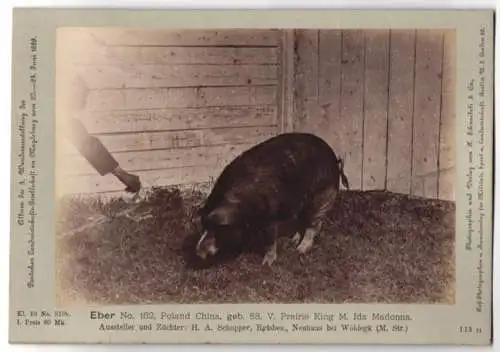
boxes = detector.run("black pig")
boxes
[194,132,349,267]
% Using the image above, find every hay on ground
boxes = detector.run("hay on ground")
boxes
[55,187,455,305]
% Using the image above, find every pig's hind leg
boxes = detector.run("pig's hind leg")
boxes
[290,217,305,246]
[262,221,287,266]
[262,237,277,266]
[296,185,338,254]
[291,231,303,246]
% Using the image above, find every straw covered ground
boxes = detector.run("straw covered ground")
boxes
[55,186,455,305]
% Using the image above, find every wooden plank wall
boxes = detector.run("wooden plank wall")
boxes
[293,29,456,201]
[55,28,455,201]
[55,28,282,196]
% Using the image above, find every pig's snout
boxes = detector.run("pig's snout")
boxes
[196,231,219,259]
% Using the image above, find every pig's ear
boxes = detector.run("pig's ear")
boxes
[207,205,236,226]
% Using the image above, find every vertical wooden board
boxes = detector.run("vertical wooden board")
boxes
[412,30,444,199]
[438,30,456,201]
[339,30,364,190]
[438,167,455,202]
[317,30,343,153]
[294,30,319,133]
[362,30,390,190]
[411,175,425,199]
[386,30,416,195]
[279,30,295,133]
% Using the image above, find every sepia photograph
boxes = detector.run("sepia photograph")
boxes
[53,27,457,306]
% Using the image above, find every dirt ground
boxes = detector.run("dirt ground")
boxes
[55,186,455,305]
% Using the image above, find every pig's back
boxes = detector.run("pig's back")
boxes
[208,133,338,206]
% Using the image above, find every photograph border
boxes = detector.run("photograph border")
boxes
[9,8,494,345]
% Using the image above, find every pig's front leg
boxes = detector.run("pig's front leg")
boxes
[262,223,279,266]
